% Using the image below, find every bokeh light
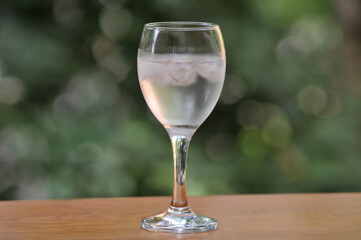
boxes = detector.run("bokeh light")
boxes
[100,4,132,40]
[298,85,327,116]
[0,76,24,105]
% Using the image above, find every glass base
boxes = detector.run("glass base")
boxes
[141,207,218,233]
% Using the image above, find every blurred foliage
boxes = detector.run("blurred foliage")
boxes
[0,0,360,200]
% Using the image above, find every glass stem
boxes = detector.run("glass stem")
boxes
[169,135,191,212]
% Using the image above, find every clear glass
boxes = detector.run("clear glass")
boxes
[137,21,226,233]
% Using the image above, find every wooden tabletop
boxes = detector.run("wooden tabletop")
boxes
[0,193,360,240]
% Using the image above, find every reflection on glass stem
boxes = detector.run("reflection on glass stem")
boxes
[171,135,190,209]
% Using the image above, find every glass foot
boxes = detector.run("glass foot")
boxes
[141,208,218,233]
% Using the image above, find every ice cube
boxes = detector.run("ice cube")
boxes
[138,59,167,84]
[167,61,197,86]
[196,60,225,83]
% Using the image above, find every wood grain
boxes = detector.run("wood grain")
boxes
[0,193,360,240]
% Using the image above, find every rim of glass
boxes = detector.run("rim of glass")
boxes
[144,21,219,31]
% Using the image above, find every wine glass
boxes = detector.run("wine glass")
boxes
[137,22,226,233]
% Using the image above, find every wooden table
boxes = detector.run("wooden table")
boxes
[0,193,360,240]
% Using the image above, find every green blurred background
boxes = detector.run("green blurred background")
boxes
[0,0,360,200]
